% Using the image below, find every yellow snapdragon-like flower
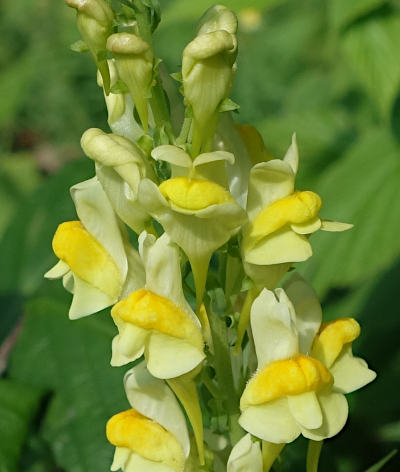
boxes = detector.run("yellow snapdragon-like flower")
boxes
[110,232,205,379]
[242,134,352,288]
[139,145,247,307]
[239,273,376,444]
[107,362,190,472]
[81,128,155,234]
[45,178,145,319]
[227,434,262,472]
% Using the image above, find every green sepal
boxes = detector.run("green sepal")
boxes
[218,97,240,113]
[109,79,129,94]
[70,39,89,53]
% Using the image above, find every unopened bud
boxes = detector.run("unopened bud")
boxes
[107,33,154,134]
[65,0,113,94]
[182,29,236,155]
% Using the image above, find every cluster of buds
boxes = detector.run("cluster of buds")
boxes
[47,1,376,471]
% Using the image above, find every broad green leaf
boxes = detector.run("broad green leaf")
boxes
[0,159,92,297]
[300,129,400,296]
[342,12,400,117]
[329,0,389,30]
[0,379,42,472]
[364,450,397,472]
[9,297,129,472]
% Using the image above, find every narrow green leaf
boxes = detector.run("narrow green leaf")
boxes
[329,0,389,30]
[364,449,397,472]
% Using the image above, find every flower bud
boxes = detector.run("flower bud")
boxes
[65,0,113,94]
[182,26,237,155]
[97,60,144,141]
[197,4,238,35]
[107,33,154,134]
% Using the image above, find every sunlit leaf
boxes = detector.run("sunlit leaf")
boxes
[300,129,400,296]
[9,297,128,472]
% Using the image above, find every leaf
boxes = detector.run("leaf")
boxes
[9,297,129,472]
[0,379,42,472]
[364,449,397,472]
[342,11,400,117]
[329,0,389,30]
[300,128,400,296]
[0,159,93,297]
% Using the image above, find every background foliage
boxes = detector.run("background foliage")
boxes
[0,0,399,470]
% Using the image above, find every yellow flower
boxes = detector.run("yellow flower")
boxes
[242,134,352,288]
[80,128,155,233]
[239,273,376,444]
[45,178,144,318]
[139,145,247,307]
[107,362,191,472]
[111,232,205,379]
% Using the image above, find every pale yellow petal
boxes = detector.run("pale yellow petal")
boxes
[69,273,115,319]
[146,333,205,379]
[283,272,322,354]
[227,434,263,472]
[244,226,312,266]
[239,398,301,444]
[287,391,323,430]
[330,345,376,394]
[300,392,348,441]
[250,289,298,368]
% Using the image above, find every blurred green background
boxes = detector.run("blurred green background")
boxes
[1,0,400,470]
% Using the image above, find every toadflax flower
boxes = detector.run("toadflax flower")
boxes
[45,177,144,319]
[110,231,205,379]
[227,434,262,472]
[239,273,376,445]
[242,134,353,288]
[139,145,247,307]
[80,127,155,234]
[107,362,190,472]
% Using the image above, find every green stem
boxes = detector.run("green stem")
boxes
[206,291,244,445]
[176,116,192,145]
[133,0,174,142]
[234,286,260,354]
[262,442,285,472]
[306,440,323,472]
